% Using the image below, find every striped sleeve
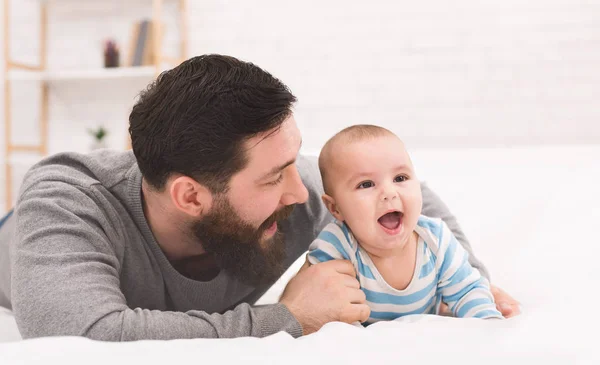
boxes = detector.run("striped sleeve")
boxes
[307,222,355,265]
[436,222,503,319]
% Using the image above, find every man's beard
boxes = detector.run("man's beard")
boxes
[192,196,295,287]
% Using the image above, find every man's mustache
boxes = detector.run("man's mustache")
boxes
[258,204,296,232]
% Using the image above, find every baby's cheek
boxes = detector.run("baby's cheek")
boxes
[345,213,370,239]
[412,194,423,213]
[408,187,423,213]
[345,211,363,229]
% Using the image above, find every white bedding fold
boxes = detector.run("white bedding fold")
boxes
[1,146,598,364]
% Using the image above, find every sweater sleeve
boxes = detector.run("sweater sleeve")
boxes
[11,180,302,341]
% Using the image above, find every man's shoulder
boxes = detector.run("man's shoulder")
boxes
[19,149,137,196]
[11,150,139,280]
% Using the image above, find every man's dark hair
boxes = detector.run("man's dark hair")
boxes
[129,54,297,193]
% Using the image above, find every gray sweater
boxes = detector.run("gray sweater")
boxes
[0,149,488,340]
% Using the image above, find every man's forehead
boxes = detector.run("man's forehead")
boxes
[246,116,299,148]
[244,118,301,169]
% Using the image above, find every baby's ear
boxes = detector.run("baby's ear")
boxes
[322,194,344,221]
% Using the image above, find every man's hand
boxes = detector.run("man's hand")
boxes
[438,285,521,318]
[280,259,370,335]
[490,285,521,318]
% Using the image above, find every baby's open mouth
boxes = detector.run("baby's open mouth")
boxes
[377,211,403,230]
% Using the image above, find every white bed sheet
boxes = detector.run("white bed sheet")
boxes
[0,307,20,343]
[1,145,599,363]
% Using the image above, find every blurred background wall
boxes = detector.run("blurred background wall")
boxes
[1,0,599,212]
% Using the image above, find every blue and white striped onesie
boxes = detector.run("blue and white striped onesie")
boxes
[307,215,502,324]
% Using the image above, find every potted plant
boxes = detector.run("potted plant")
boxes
[88,126,109,150]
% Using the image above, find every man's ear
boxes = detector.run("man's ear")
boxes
[322,194,344,221]
[169,176,213,218]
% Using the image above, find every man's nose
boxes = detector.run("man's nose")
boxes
[281,167,309,205]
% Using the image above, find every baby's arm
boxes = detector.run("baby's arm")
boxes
[436,222,503,319]
[307,222,354,266]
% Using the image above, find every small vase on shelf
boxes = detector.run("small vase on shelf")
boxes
[103,39,120,68]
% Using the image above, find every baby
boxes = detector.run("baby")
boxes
[308,124,502,325]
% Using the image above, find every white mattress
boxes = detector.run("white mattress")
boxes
[1,145,599,364]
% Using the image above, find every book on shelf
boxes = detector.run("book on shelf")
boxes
[128,19,157,67]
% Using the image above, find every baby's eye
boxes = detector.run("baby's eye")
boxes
[394,175,408,183]
[357,181,374,189]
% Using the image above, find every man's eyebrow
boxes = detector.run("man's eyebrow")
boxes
[263,159,296,179]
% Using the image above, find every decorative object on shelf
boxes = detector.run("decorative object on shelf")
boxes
[128,19,156,66]
[88,126,109,150]
[104,39,120,68]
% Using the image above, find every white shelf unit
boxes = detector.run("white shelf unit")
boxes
[8,153,45,167]
[7,66,157,82]
[3,0,189,210]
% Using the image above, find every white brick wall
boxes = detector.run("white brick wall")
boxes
[188,0,600,154]
[2,0,600,211]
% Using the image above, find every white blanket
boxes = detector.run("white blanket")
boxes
[1,145,599,364]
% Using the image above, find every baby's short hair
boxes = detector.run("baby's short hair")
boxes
[319,124,395,195]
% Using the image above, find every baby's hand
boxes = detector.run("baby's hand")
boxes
[438,285,522,318]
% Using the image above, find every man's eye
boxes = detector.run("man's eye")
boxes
[357,181,374,189]
[266,174,284,186]
[394,175,408,183]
